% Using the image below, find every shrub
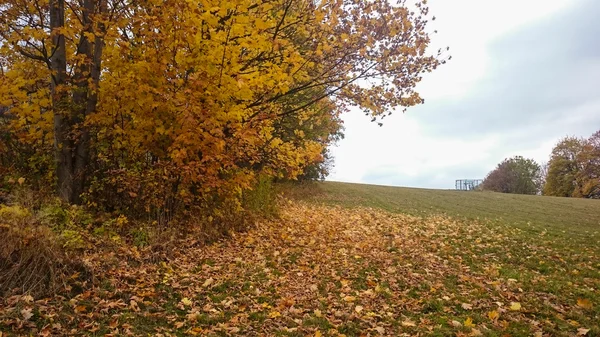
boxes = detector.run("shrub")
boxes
[0,205,89,297]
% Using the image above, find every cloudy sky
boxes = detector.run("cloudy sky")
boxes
[328,0,600,189]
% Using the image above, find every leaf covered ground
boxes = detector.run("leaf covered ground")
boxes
[1,200,599,336]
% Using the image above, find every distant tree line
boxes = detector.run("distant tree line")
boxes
[481,129,600,198]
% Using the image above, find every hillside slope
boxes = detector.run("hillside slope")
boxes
[289,181,600,238]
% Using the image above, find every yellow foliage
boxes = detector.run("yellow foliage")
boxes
[0,0,442,217]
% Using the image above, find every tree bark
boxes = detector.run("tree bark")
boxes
[50,0,73,202]
[52,0,106,204]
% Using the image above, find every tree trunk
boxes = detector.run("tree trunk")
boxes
[52,0,106,204]
[50,0,74,202]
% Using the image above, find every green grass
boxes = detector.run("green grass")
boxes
[287,181,600,240]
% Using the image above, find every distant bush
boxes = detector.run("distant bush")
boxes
[482,156,542,195]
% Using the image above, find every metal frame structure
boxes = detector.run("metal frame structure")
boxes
[455,179,483,191]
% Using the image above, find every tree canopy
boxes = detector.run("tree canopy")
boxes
[543,131,600,198]
[482,156,542,195]
[0,0,444,218]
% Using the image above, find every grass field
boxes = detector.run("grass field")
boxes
[1,182,599,336]
[288,181,600,242]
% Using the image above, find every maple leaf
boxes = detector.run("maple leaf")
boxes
[464,317,475,328]
[20,308,33,321]
[488,310,500,320]
[577,298,592,309]
[462,303,473,310]
[577,328,590,336]
[21,295,34,303]
[343,295,356,302]
[202,278,214,287]
[509,302,521,311]
[401,319,416,327]
[180,297,192,307]
[268,311,281,318]
[314,309,322,317]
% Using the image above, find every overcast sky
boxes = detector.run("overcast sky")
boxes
[328,0,600,189]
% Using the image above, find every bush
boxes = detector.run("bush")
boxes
[243,175,277,218]
[0,205,89,297]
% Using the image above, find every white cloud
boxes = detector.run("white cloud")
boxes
[328,0,598,189]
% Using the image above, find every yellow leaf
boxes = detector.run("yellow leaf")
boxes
[181,297,192,306]
[509,302,521,311]
[343,295,356,302]
[314,309,322,317]
[17,177,25,185]
[577,298,593,309]
[314,331,322,337]
[487,310,499,321]
[464,317,475,328]
[268,311,281,318]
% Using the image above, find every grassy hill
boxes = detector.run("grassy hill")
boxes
[287,181,600,242]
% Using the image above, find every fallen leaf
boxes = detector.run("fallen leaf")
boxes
[470,328,483,336]
[577,328,590,336]
[464,317,475,328]
[509,302,521,311]
[577,298,592,309]
[130,300,140,312]
[401,319,416,327]
[488,310,499,321]
[462,303,473,310]
[268,311,281,318]
[451,320,462,327]
[202,278,214,287]
[20,308,33,321]
[374,326,385,334]
[355,305,364,313]
[315,331,322,337]
[343,295,356,302]
[314,309,322,317]
[181,297,192,306]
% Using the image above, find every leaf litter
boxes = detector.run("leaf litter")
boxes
[1,201,598,336]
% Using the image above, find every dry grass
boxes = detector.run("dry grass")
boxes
[0,205,89,297]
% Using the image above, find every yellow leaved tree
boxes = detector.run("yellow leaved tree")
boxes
[0,0,444,220]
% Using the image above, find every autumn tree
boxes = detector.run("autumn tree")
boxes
[482,156,542,195]
[574,130,600,198]
[1,0,445,218]
[543,136,584,197]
